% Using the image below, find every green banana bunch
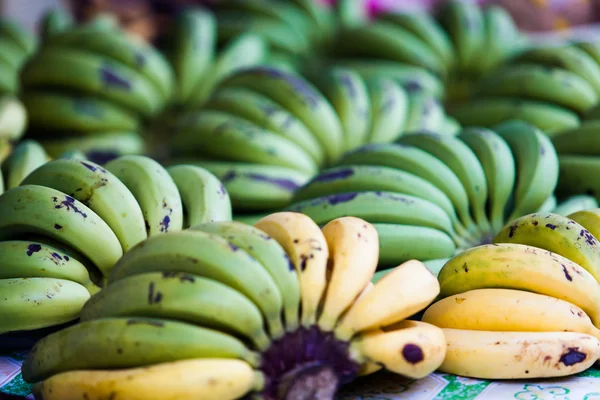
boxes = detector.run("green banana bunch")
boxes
[0,153,232,338]
[21,10,172,161]
[0,15,36,96]
[287,119,559,270]
[22,214,446,400]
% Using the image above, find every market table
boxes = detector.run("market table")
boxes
[3,352,600,400]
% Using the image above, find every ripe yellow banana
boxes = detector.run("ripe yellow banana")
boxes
[438,243,600,327]
[255,212,328,326]
[335,260,439,340]
[568,208,600,245]
[32,358,262,400]
[440,329,600,379]
[423,289,600,340]
[318,217,379,331]
[351,320,446,379]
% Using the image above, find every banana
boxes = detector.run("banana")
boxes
[514,45,600,95]
[350,320,446,379]
[202,87,325,165]
[22,91,140,134]
[403,91,446,134]
[166,165,231,228]
[398,132,491,234]
[0,37,29,70]
[80,271,270,350]
[334,21,445,76]
[254,212,328,327]
[336,0,368,28]
[366,77,408,144]
[478,5,522,73]
[450,98,580,135]
[554,195,599,216]
[335,259,439,340]
[422,289,600,340]
[233,212,271,226]
[577,40,600,66]
[104,155,184,236]
[537,195,557,213]
[378,11,455,68]
[569,209,600,243]
[21,317,260,383]
[177,160,312,211]
[39,8,73,40]
[187,33,269,107]
[332,59,444,98]
[0,17,36,55]
[190,220,301,331]
[0,96,27,141]
[557,155,600,201]
[219,66,344,164]
[440,329,600,379]
[458,127,516,232]
[39,131,145,160]
[287,191,456,239]
[45,28,174,102]
[108,230,285,338]
[438,243,600,327]
[0,240,96,289]
[21,47,162,118]
[57,149,87,161]
[552,120,600,155]
[0,59,17,95]
[290,0,335,47]
[440,0,484,72]
[2,140,48,189]
[338,143,477,234]
[171,110,318,175]
[318,217,379,331]
[494,120,559,221]
[32,358,261,400]
[311,67,371,152]
[0,277,90,334]
[160,7,216,104]
[0,185,123,277]
[476,64,598,113]
[375,224,457,268]
[440,116,461,136]
[22,158,147,252]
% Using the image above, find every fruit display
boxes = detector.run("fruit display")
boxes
[20,213,446,400]
[19,11,172,162]
[0,154,232,336]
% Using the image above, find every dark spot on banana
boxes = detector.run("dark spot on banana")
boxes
[546,224,557,230]
[116,348,123,355]
[144,220,151,234]
[300,254,309,271]
[285,254,295,271]
[73,98,102,117]
[314,168,354,182]
[55,196,87,218]
[404,80,422,93]
[51,253,62,261]
[100,64,132,90]
[462,263,469,273]
[327,192,358,205]
[159,216,170,233]
[533,221,538,226]
[228,242,239,251]
[134,52,146,67]
[147,282,162,305]
[293,239,299,243]
[26,244,41,256]
[402,344,424,364]
[540,146,545,156]
[559,348,587,366]
[247,173,300,191]
[562,264,573,281]
[54,224,62,230]
[508,225,518,238]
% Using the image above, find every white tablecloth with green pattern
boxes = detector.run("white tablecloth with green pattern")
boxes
[3,352,600,400]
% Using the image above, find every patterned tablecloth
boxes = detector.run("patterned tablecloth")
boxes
[3,351,600,400]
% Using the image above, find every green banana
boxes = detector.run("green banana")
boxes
[450,98,580,136]
[556,155,600,201]
[219,66,344,164]
[536,194,557,213]
[551,121,600,155]
[366,77,408,144]
[21,47,162,118]
[553,195,599,216]
[80,271,270,350]
[475,64,598,113]
[202,87,325,165]
[458,128,516,232]
[336,0,369,28]
[166,164,232,228]
[478,5,522,73]
[22,91,139,134]
[104,155,184,236]
[440,0,484,72]
[22,158,147,252]
[494,120,559,221]
[0,59,17,94]
[39,131,145,160]
[403,92,445,133]
[0,96,27,141]
[190,220,301,331]
[0,37,29,69]
[1,140,48,189]
[39,8,74,40]
[0,16,36,55]
[21,317,260,383]
[171,110,318,175]
[107,230,285,338]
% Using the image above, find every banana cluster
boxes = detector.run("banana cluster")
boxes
[0,16,36,96]
[423,208,600,379]
[22,213,446,400]
[287,119,558,270]
[0,154,231,336]
[20,12,172,161]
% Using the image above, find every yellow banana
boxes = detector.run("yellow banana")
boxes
[568,208,600,244]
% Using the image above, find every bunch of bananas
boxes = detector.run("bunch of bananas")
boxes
[451,41,600,135]
[286,119,558,270]
[0,16,36,96]
[0,154,231,337]
[21,213,446,400]
[20,11,172,162]
[423,208,600,379]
